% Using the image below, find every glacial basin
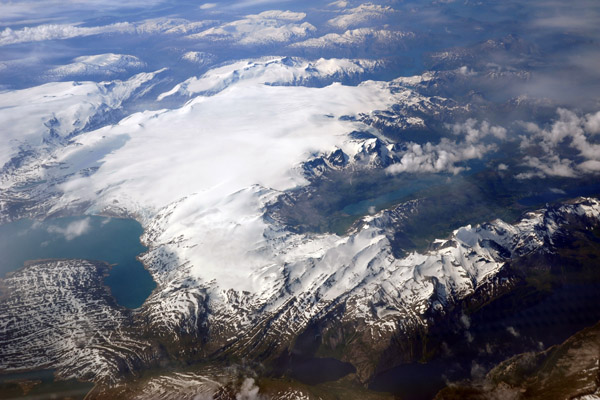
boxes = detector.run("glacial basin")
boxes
[0,216,156,308]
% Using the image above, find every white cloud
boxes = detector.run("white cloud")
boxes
[584,110,600,134]
[465,331,474,343]
[386,139,494,175]
[579,159,600,173]
[187,10,315,45]
[387,119,505,176]
[518,108,600,178]
[199,3,217,9]
[450,119,507,142]
[329,0,349,8]
[470,361,486,380]
[327,3,395,30]
[235,378,263,400]
[47,218,91,241]
[457,65,476,76]
[506,326,520,337]
[521,155,577,178]
[0,22,133,46]
[460,313,471,329]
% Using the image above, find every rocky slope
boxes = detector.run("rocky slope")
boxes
[436,321,600,400]
[1,191,599,400]
[0,260,156,385]
[3,196,598,391]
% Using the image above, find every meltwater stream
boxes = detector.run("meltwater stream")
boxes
[0,216,156,308]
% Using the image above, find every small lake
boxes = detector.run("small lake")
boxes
[289,356,356,385]
[341,174,442,217]
[0,216,156,309]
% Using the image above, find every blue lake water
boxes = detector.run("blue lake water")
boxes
[289,356,356,385]
[341,175,443,216]
[0,216,156,309]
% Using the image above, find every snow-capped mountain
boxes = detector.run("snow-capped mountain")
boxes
[291,28,414,52]
[1,56,598,385]
[2,49,600,399]
[157,56,386,99]
[47,53,146,78]
[2,191,598,386]
[0,69,163,173]
[0,260,154,385]
[3,0,600,398]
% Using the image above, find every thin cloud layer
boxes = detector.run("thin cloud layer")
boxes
[0,0,166,26]
[199,3,217,9]
[47,218,91,241]
[0,18,217,46]
[0,23,133,46]
[530,0,600,32]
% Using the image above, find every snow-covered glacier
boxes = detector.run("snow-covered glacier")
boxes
[1,56,600,392]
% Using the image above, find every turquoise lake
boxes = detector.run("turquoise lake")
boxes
[0,216,156,309]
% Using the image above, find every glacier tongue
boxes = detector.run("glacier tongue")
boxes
[0,69,164,171]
